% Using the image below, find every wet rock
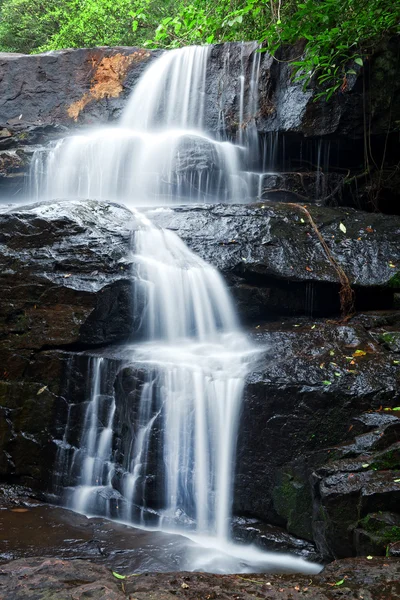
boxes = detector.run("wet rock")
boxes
[0,557,124,599]
[233,319,400,557]
[1,555,399,600]
[148,202,400,317]
[232,517,319,561]
[0,200,137,353]
[0,48,156,131]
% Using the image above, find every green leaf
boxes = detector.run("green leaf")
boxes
[339,222,346,233]
[335,579,345,586]
[354,57,363,66]
[366,555,373,560]
[323,380,332,386]
[112,572,126,580]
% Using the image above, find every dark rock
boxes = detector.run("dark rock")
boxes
[1,555,399,600]
[232,516,320,562]
[0,200,137,353]
[233,320,400,557]
[0,48,156,130]
[148,202,400,317]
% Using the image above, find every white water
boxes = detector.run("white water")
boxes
[50,45,322,574]
[30,44,271,205]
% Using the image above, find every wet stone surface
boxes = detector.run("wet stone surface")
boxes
[0,555,399,599]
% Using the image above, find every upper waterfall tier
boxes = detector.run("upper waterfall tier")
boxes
[121,46,209,130]
[29,44,265,206]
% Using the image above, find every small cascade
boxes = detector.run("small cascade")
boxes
[55,217,254,541]
[29,43,271,205]
[54,356,119,516]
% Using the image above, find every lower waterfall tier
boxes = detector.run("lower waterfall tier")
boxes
[1,199,400,561]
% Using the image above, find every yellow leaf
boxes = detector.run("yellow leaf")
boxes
[353,350,366,357]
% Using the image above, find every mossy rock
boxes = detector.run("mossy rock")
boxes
[379,331,400,352]
[272,471,313,541]
[354,512,400,555]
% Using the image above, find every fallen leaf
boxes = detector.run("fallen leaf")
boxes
[112,572,126,580]
[305,266,312,271]
[357,237,362,241]
[300,218,305,223]
[394,479,400,483]
[353,349,366,357]
[63,273,72,278]
[330,350,335,356]
[181,583,189,589]
[37,385,48,395]
[367,555,373,560]
[323,380,332,386]
[366,226,373,233]
[339,223,346,233]
[335,579,345,586]
[311,325,316,329]
[334,372,341,377]
[362,463,370,468]
[393,360,400,365]
[10,508,29,513]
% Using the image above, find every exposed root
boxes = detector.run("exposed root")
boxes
[288,203,355,319]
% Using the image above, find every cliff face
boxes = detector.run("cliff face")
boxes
[1,199,400,559]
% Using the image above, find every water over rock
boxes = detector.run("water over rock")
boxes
[1,199,400,558]
[1,39,399,212]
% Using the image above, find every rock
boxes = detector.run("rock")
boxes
[0,200,137,353]
[0,48,156,130]
[0,556,399,600]
[0,557,124,599]
[232,517,320,561]
[233,319,400,557]
[147,202,400,317]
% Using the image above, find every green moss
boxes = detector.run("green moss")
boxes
[370,448,400,471]
[388,272,400,289]
[380,332,396,344]
[358,514,400,543]
[272,472,313,540]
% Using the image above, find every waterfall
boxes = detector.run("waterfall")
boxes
[56,213,254,541]
[29,44,267,205]
[48,45,321,574]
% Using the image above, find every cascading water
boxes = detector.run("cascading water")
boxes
[29,44,270,205]
[47,45,321,574]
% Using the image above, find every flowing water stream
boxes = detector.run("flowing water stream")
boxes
[36,45,321,574]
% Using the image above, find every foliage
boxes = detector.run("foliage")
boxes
[0,0,399,100]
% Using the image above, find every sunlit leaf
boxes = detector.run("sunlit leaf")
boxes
[339,222,346,233]
[112,572,126,580]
